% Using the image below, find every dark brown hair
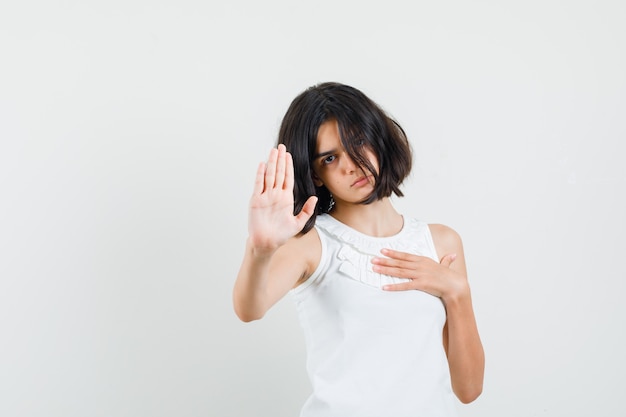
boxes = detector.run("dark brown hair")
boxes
[278,82,412,234]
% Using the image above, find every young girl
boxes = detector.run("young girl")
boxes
[234,82,484,416]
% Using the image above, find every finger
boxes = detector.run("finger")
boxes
[372,264,413,279]
[382,282,415,292]
[383,282,441,298]
[284,151,295,191]
[372,255,417,271]
[253,162,266,195]
[295,195,318,228]
[380,248,422,261]
[275,144,287,189]
[264,147,278,191]
[440,253,457,267]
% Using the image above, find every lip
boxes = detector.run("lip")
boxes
[351,176,371,187]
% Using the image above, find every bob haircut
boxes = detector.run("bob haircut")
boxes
[278,82,412,234]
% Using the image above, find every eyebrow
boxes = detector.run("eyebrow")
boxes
[313,149,337,160]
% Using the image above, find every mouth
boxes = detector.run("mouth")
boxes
[351,176,371,187]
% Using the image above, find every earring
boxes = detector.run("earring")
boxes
[328,194,335,211]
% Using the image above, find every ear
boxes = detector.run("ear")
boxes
[312,172,323,187]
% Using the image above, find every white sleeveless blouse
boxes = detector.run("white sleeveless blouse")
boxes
[290,214,458,417]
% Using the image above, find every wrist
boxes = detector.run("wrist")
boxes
[247,237,280,259]
[441,283,471,308]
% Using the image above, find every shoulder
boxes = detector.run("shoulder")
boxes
[293,226,322,249]
[428,223,464,257]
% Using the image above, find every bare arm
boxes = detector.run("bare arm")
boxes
[431,224,484,404]
[371,224,484,403]
[233,144,318,322]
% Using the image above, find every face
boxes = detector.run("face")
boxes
[312,119,378,206]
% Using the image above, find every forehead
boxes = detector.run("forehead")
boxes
[315,119,342,152]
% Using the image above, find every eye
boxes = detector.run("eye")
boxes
[322,155,336,165]
[355,137,366,146]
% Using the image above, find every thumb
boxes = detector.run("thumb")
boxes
[440,253,457,267]
[294,196,318,226]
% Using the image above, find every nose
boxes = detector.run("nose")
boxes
[339,152,357,173]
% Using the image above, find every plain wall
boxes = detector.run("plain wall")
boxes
[1,1,625,416]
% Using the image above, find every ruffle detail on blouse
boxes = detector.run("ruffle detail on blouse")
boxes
[315,215,428,289]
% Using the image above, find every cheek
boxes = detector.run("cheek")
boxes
[366,151,380,173]
[312,166,334,187]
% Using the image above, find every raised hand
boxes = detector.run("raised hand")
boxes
[248,144,317,254]
[372,249,469,303]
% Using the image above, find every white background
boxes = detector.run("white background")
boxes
[1,1,625,416]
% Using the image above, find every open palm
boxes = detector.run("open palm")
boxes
[248,144,317,253]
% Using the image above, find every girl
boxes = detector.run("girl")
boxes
[233,82,484,417]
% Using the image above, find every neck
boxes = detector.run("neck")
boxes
[329,198,403,237]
